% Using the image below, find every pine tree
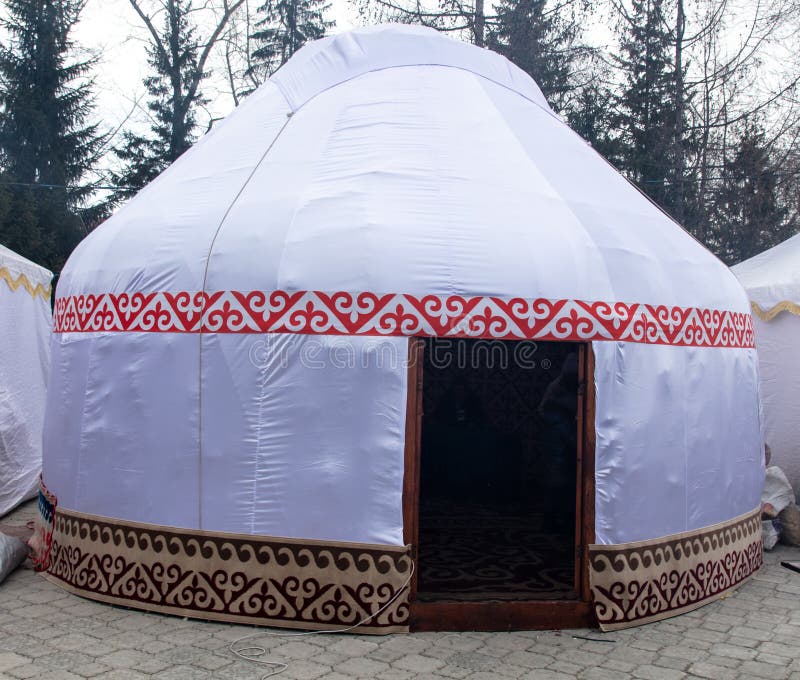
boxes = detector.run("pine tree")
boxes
[713,123,795,265]
[613,0,685,216]
[567,83,618,161]
[250,0,333,78]
[0,0,102,271]
[112,0,206,201]
[487,0,577,110]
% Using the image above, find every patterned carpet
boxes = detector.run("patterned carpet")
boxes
[417,504,575,601]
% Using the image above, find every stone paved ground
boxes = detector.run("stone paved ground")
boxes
[1,500,799,680]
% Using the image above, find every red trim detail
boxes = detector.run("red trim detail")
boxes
[30,476,57,572]
[53,291,755,348]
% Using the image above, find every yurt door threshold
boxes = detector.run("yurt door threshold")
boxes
[403,339,596,631]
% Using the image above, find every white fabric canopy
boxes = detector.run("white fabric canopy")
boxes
[733,233,800,313]
[733,235,800,494]
[44,25,762,546]
[0,245,52,516]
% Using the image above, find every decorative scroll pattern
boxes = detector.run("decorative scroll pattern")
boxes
[53,291,755,348]
[0,266,51,300]
[40,506,411,634]
[589,508,762,631]
[751,300,800,322]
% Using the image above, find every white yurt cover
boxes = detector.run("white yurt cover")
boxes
[0,244,52,516]
[733,233,800,494]
[35,25,763,633]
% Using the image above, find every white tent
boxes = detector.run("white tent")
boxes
[733,233,800,494]
[34,25,763,633]
[0,244,52,516]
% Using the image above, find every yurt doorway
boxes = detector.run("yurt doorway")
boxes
[403,339,595,630]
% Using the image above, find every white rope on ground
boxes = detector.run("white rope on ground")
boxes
[228,560,415,679]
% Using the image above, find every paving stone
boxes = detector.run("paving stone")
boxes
[432,636,485,653]
[27,671,84,680]
[661,644,709,662]
[6,663,42,679]
[519,670,579,680]
[702,654,742,669]
[546,659,585,676]
[651,655,690,673]
[738,660,792,679]
[367,646,408,663]
[601,658,639,673]
[755,652,794,667]
[392,653,446,673]
[485,635,535,651]
[759,641,798,659]
[629,638,665,652]
[2,499,800,680]
[381,636,431,655]
[373,668,415,680]
[448,652,499,672]
[686,661,738,679]
[151,664,211,679]
[131,655,174,674]
[95,649,153,669]
[558,648,609,667]
[282,659,334,679]
[610,646,659,665]
[67,661,113,677]
[631,664,687,680]
[191,652,235,671]
[327,638,379,657]
[92,672,150,680]
[691,629,727,644]
[504,650,553,669]
[335,656,391,677]
[423,645,459,661]
[274,641,329,660]
[0,653,29,672]
[435,662,474,679]
[310,650,350,667]
[579,667,632,680]
[38,649,98,669]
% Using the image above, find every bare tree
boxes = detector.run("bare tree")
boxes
[112,0,245,199]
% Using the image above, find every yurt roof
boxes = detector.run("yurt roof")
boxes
[732,232,800,317]
[0,243,53,291]
[58,25,749,340]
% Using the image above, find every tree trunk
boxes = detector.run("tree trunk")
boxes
[673,0,686,223]
[474,0,485,47]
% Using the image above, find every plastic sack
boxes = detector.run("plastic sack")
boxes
[0,532,28,583]
[762,466,796,516]
[763,521,780,551]
[779,504,800,547]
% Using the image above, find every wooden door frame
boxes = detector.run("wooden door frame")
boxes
[403,338,596,631]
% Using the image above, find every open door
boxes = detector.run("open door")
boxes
[404,338,595,631]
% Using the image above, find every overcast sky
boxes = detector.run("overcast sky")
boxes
[73,0,358,166]
[67,0,798,180]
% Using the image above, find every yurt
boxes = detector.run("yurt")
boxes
[34,25,764,633]
[733,234,800,494]
[0,244,52,516]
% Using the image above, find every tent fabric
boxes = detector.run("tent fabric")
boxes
[44,25,762,550]
[733,232,800,317]
[41,504,412,634]
[44,332,408,545]
[589,507,762,631]
[593,341,762,544]
[733,235,800,494]
[0,245,52,516]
